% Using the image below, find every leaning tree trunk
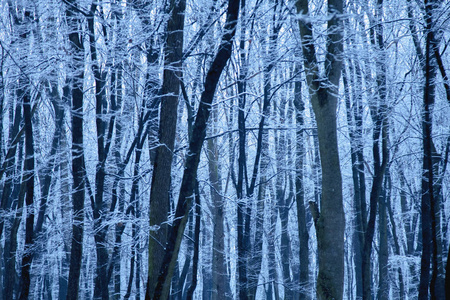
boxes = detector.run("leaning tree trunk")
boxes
[150,0,240,298]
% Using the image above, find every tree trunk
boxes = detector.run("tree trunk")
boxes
[377,176,389,300]
[296,0,345,298]
[236,0,249,296]
[418,1,439,299]
[18,83,35,300]
[146,0,185,298]
[64,1,87,298]
[275,97,292,299]
[207,110,232,300]
[343,62,364,300]
[186,183,201,300]
[293,71,310,300]
[87,4,111,298]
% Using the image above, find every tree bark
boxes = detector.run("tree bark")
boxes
[377,176,389,300]
[146,0,185,298]
[207,110,232,300]
[65,1,87,298]
[236,0,249,296]
[418,1,441,299]
[18,83,35,300]
[293,71,310,300]
[343,60,365,300]
[186,183,201,300]
[296,0,345,298]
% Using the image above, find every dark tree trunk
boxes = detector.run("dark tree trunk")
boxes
[18,84,35,300]
[419,1,438,299]
[446,248,450,298]
[87,4,111,299]
[236,0,249,296]
[146,0,186,298]
[275,99,292,299]
[377,176,389,300]
[1,100,23,300]
[385,172,406,300]
[207,109,232,300]
[293,72,310,300]
[64,2,87,299]
[186,183,201,300]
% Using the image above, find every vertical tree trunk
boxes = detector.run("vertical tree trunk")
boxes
[293,71,310,300]
[267,184,280,300]
[112,66,124,300]
[186,183,201,300]
[418,1,438,299]
[207,110,232,300]
[275,97,292,299]
[446,248,450,298]
[65,1,86,298]
[385,172,406,300]
[377,176,389,300]
[236,0,249,296]
[343,62,364,300]
[296,0,345,298]
[146,0,185,298]
[87,4,111,298]
[18,85,35,300]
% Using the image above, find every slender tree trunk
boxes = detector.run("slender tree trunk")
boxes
[293,71,310,300]
[4,178,25,300]
[343,63,365,300]
[65,2,86,298]
[446,248,450,298]
[87,4,111,298]
[418,1,439,299]
[275,98,292,299]
[236,0,249,296]
[377,176,389,300]
[1,95,23,300]
[207,110,231,300]
[386,172,406,300]
[18,83,35,300]
[186,183,201,300]
[267,186,280,300]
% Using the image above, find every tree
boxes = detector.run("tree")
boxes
[64,1,87,298]
[295,0,345,298]
[146,0,186,298]
[293,63,310,300]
